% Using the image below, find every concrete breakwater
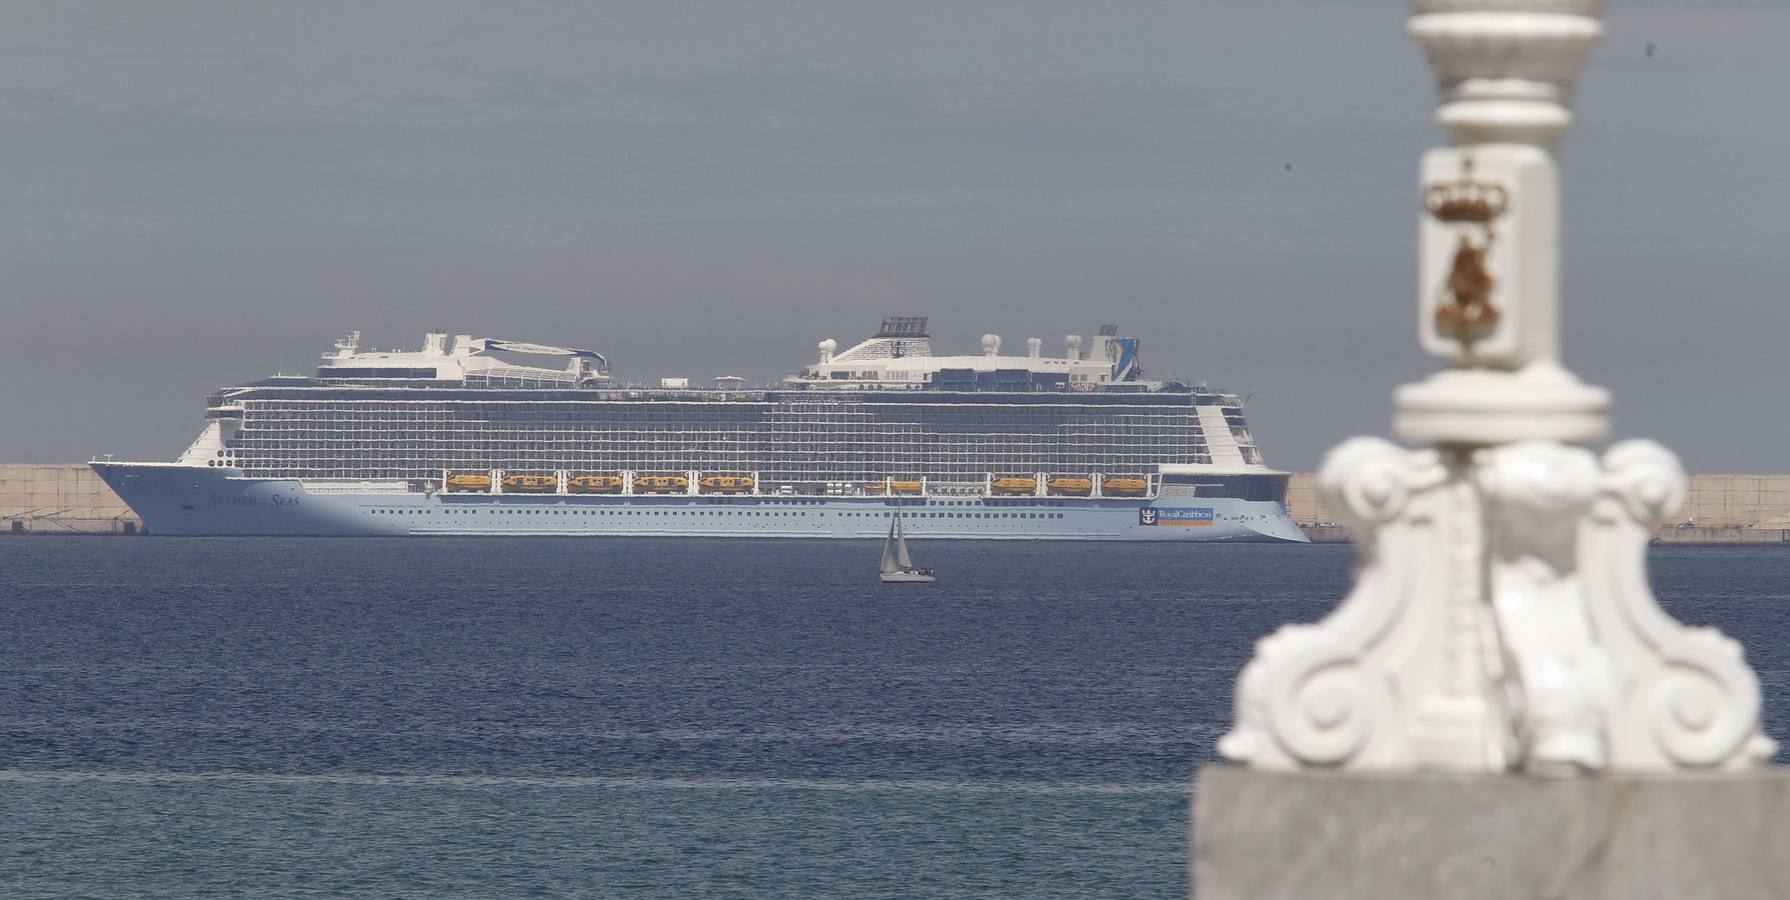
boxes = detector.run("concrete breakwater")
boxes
[7,463,1790,544]
[1,465,142,535]
[1286,472,1790,545]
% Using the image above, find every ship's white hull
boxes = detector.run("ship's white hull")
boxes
[93,463,1310,543]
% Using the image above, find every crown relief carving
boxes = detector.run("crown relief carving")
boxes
[1425,158,1508,224]
[1426,158,1508,346]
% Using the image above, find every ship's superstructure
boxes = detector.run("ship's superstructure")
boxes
[94,319,1305,542]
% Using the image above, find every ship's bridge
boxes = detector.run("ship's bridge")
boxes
[789,317,1151,390]
[315,330,611,388]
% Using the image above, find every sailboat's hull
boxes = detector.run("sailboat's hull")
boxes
[880,572,937,583]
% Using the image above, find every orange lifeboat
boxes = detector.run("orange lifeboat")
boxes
[1046,476,1093,496]
[634,475,690,494]
[568,475,624,494]
[990,476,1037,496]
[445,474,492,493]
[866,481,923,495]
[501,474,558,493]
[1102,476,1148,496]
[699,475,755,494]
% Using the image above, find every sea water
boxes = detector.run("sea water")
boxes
[1,538,1785,897]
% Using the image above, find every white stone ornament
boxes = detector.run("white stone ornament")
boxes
[1218,0,1774,776]
[1219,439,1510,772]
[1399,0,1612,446]
[1583,441,1778,770]
[1476,440,1612,772]
[1219,439,1776,774]
[1406,0,1606,150]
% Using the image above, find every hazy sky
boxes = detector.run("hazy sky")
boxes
[5,1,1788,471]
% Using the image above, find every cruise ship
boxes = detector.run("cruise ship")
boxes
[92,318,1306,542]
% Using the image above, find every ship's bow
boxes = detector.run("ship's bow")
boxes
[90,462,342,536]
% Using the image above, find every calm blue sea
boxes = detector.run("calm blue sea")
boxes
[1,538,1785,898]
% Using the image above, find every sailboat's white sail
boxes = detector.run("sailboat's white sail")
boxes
[879,502,932,582]
[894,507,914,570]
[881,512,901,575]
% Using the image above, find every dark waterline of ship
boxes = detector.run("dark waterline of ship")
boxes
[2,539,1785,897]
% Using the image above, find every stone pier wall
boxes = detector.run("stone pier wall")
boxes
[1284,471,1790,544]
[1282,472,1351,543]
[0,464,143,535]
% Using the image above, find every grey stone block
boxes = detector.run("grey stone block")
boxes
[1193,765,1790,900]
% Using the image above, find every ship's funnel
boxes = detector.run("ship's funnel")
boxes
[1110,337,1141,382]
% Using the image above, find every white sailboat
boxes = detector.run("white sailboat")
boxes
[879,502,936,583]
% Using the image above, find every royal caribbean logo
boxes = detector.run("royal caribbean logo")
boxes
[1140,506,1213,527]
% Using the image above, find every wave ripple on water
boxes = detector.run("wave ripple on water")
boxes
[2,538,1784,898]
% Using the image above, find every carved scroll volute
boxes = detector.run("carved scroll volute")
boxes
[1218,439,1450,770]
[1322,438,1436,533]
[1582,440,1778,771]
